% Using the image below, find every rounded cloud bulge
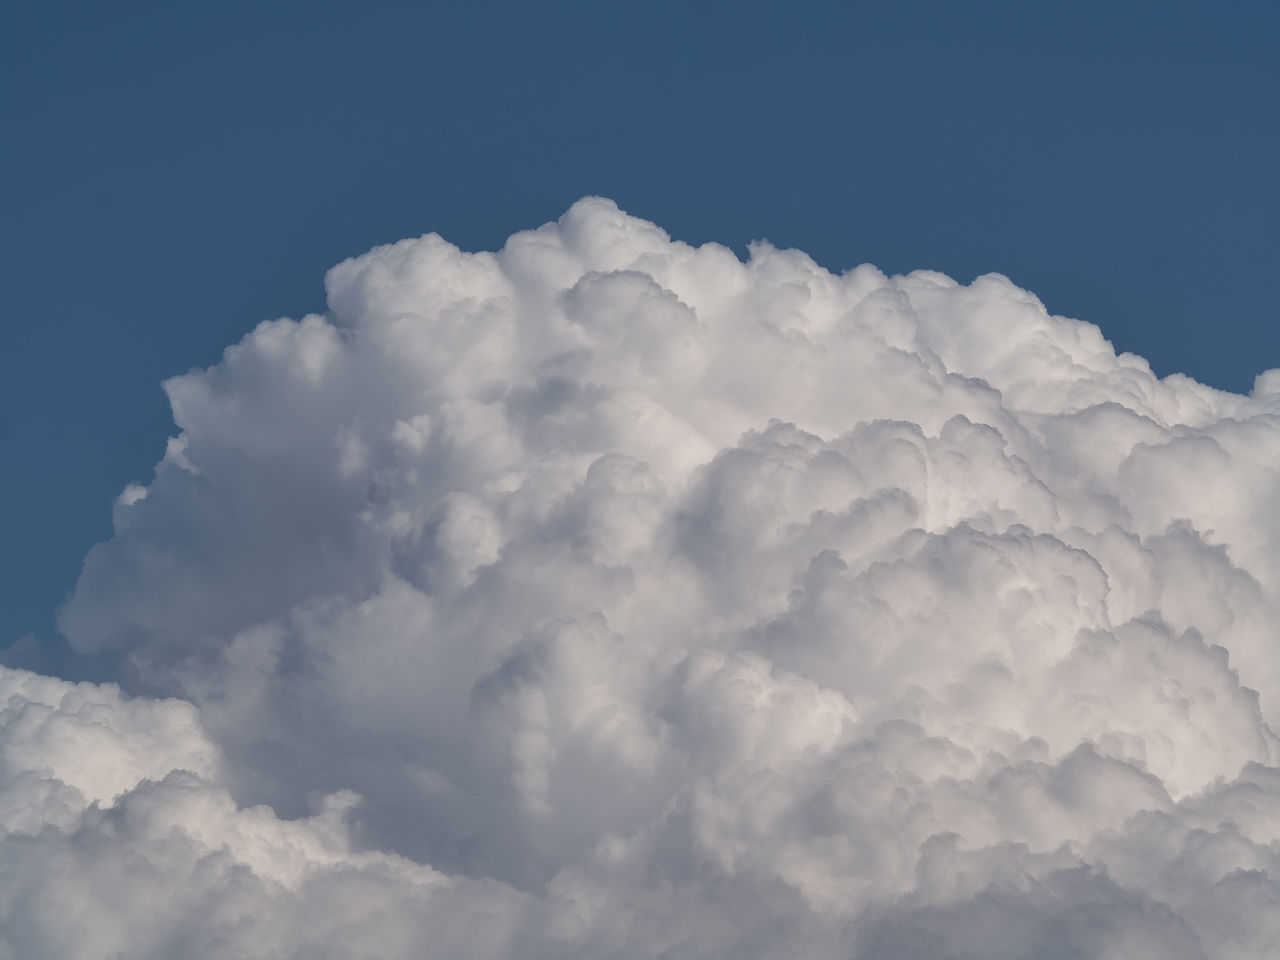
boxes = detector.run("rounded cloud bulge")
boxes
[8,197,1280,956]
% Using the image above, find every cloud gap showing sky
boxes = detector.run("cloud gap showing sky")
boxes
[5,199,1280,957]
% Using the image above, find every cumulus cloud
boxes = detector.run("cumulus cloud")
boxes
[6,197,1280,956]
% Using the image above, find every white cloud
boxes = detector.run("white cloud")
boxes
[6,198,1280,956]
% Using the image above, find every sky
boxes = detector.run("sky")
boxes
[2,4,1280,956]
[2,0,1277,646]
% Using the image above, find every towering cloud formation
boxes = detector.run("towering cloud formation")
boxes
[6,199,1280,957]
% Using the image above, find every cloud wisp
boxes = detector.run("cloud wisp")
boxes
[7,198,1280,957]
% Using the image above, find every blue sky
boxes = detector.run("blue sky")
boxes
[2,0,1277,646]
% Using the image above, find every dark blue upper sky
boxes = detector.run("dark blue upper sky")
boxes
[2,0,1277,645]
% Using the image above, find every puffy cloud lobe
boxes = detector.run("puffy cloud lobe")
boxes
[7,197,1280,955]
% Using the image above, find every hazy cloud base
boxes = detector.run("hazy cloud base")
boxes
[6,199,1280,958]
